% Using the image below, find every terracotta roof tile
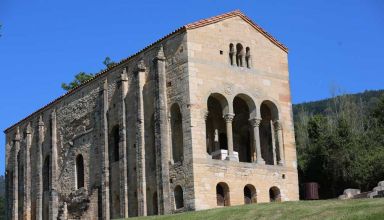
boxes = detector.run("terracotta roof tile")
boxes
[4,10,287,133]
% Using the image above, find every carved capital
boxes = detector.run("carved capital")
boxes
[223,113,235,123]
[14,127,20,141]
[51,109,56,119]
[249,118,262,127]
[136,59,146,73]
[26,122,32,134]
[120,69,128,82]
[38,115,44,127]
[274,120,282,130]
[154,45,166,61]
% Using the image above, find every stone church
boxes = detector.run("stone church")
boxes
[4,10,299,219]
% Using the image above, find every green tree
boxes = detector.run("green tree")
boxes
[61,57,116,91]
[103,56,116,68]
[61,72,94,91]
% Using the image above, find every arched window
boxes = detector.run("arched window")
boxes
[245,47,251,68]
[233,95,257,163]
[174,185,184,209]
[216,182,230,206]
[229,43,235,65]
[43,156,50,192]
[236,43,244,67]
[76,154,84,189]
[244,184,257,204]
[171,104,184,163]
[269,186,281,202]
[260,101,279,165]
[109,125,120,162]
[206,94,229,157]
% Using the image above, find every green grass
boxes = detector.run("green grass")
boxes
[123,198,384,220]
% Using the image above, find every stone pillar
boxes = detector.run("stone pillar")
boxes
[36,116,44,220]
[50,109,59,220]
[135,60,147,216]
[229,46,235,66]
[24,123,32,220]
[119,70,129,218]
[274,120,285,165]
[224,113,237,161]
[101,79,110,220]
[12,127,20,220]
[241,51,246,67]
[249,118,265,164]
[153,45,171,214]
[270,120,277,165]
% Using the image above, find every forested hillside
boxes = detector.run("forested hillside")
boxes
[293,90,384,199]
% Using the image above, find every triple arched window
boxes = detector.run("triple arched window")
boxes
[229,43,251,68]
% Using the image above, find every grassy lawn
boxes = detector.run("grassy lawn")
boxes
[123,198,384,220]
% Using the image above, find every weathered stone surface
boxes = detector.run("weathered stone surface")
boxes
[4,11,299,219]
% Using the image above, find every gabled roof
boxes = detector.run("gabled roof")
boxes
[185,10,288,52]
[4,10,287,133]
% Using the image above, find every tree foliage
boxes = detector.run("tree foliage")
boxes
[61,57,116,91]
[295,90,384,198]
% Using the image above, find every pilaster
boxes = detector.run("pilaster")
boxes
[12,127,20,220]
[153,45,171,214]
[50,109,59,220]
[101,79,110,220]
[24,123,32,220]
[36,115,44,220]
[119,70,129,218]
[135,59,147,216]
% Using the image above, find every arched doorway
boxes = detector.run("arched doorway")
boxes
[206,94,229,159]
[260,101,279,165]
[233,94,256,162]
[216,182,230,206]
[174,185,184,209]
[269,186,281,202]
[244,184,257,204]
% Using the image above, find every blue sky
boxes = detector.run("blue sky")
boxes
[0,0,383,174]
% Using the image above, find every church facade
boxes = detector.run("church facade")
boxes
[4,10,299,219]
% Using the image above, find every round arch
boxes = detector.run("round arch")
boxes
[269,186,281,202]
[216,182,230,206]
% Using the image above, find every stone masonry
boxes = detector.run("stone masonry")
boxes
[4,10,299,219]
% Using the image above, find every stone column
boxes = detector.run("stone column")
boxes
[119,70,129,218]
[12,127,20,220]
[101,79,110,220]
[229,47,235,66]
[224,113,237,161]
[249,118,265,164]
[153,45,171,214]
[24,123,32,220]
[36,116,44,220]
[135,60,147,216]
[274,120,285,165]
[270,120,277,165]
[241,51,246,67]
[50,109,59,220]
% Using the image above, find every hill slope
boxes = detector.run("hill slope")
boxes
[292,89,384,118]
[125,198,384,220]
